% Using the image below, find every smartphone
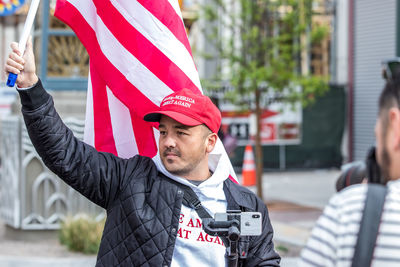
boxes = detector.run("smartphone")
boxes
[214,211,262,236]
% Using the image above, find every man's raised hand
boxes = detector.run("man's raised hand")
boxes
[5,36,38,88]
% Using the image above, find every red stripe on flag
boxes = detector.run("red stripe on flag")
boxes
[55,1,160,118]
[90,65,118,155]
[129,110,158,158]
[92,0,199,93]
[137,0,193,57]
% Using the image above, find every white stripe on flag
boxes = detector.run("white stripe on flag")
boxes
[213,139,238,181]
[153,127,160,149]
[106,86,139,158]
[112,0,201,90]
[84,71,95,147]
[65,0,174,106]
[168,0,183,18]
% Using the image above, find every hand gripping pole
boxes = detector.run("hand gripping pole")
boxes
[7,0,41,87]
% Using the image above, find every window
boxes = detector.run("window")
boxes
[35,0,88,90]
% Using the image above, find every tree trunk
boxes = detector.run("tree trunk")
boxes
[299,0,309,76]
[255,88,263,200]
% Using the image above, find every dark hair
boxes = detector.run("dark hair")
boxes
[379,73,400,113]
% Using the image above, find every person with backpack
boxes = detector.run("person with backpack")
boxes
[300,73,400,266]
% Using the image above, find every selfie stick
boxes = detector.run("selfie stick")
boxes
[6,0,41,87]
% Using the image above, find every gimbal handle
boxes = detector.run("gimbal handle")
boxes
[203,218,241,267]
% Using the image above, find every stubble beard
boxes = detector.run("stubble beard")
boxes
[380,146,391,184]
[379,115,392,184]
[161,148,203,177]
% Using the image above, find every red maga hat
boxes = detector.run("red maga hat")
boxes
[144,88,221,133]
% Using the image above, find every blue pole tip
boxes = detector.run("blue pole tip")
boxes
[7,73,18,87]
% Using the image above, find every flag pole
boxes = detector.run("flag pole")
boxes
[7,0,41,87]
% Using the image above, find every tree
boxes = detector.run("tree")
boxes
[202,0,330,199]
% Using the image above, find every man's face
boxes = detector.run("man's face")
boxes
[158,116,213,178]
[375,113,392,182]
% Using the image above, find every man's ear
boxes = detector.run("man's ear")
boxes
[205,133,218,153]
[388,107,400,149]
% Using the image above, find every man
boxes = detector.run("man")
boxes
[5,39,280,266]
[299,77,400,266]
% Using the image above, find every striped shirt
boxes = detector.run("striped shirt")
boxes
[299,179,400,267]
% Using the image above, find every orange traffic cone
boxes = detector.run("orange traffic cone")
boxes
[242,144,256,186]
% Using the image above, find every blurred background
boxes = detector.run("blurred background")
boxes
[0,0,393,266]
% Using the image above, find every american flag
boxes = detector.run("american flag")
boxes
[54,0,237,180]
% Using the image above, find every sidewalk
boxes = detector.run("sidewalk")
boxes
[258,169,340,266]
[0,256,96,267]
[268,201,322,246]
[0,222,96,267]
[0,169,340,266]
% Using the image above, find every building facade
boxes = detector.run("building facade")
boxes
[332,0,399,162]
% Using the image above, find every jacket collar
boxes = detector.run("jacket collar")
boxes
[223,179,256,211]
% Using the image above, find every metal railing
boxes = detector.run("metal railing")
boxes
[0,116,104,230]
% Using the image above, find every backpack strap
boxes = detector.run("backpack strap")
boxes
[168,179,230,247]
[180,184,213,220]
[352,184,387,267]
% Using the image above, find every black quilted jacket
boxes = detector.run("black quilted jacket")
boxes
[18,80,280,267]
